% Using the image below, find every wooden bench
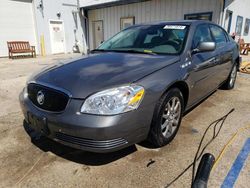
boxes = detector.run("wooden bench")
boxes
[240,43,250,55]
[7,41,36,59]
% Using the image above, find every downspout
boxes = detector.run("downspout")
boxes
[77,0,80,11]
[84,9,89,53]
[219,0,226,26]
[80,8,89,54]
[72,0,88,54]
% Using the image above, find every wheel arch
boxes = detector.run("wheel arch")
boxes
[163,81,189,109]
[148,80,189,146]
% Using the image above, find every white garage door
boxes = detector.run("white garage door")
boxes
[0,0,37,57]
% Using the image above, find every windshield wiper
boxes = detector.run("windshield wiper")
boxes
[112,49,157,55]
[90,49,109,53]
[90,49,157,55]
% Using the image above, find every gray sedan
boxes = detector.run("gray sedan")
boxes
[19,20,240,153]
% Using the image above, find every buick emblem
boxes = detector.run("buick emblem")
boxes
[37,90,45,105]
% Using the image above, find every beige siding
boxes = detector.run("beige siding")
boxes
[88,0,222,49]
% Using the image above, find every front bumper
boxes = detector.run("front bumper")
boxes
[19,89,153,153]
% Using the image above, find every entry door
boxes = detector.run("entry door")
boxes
[224,10,233,33]
[92,21,104,49]
[49,20,65,54]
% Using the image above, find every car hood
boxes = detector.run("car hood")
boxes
[30,52,179,98]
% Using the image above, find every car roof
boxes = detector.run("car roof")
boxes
[133,20,213,27]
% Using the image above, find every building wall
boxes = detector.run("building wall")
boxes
[87,0,222,49]
[223,0,250,42]
[33,0,87,55]
[0,0,37,57]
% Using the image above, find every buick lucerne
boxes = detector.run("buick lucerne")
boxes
[19,20,240,152]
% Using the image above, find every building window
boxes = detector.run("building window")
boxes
[235,16,243,35]
[184,12,213,21]
[120,17,135,30]
[243,18,250,36]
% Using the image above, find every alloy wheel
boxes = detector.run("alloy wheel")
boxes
[161,97,181,138]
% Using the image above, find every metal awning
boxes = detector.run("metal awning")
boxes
[81,0,149,10]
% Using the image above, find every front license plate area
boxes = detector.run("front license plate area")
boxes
[27,112,49,135]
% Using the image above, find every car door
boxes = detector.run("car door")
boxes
[187,24,219,105]
[209,25,234,84]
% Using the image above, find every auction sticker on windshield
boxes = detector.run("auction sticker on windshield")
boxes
[163,25,186,29]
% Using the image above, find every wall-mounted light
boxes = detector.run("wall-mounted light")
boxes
[57,12,61,19]
[37,0,44,10]
[37,0,44,17]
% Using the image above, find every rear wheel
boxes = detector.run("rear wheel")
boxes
[222,63,237,90]
[148,88,184,147]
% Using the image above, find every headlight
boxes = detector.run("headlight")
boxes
[80,85,145,115]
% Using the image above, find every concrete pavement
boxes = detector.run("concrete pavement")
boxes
[0,54,249,188]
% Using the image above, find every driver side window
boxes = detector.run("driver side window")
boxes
[192,24,213,49]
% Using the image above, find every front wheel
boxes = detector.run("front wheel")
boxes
[221,64,237,90]
[148,88,184,147]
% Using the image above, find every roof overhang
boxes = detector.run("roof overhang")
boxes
[81,0,149,10]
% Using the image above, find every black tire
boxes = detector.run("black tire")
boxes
[221,63,237,90]
[148,88,184,147]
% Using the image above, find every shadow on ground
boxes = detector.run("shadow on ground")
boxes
[23,121,137,166]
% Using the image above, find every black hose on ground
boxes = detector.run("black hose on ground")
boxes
[192,153,215,188]
[165,109,234,188]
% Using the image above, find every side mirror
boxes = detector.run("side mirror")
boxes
[193,42,216,54]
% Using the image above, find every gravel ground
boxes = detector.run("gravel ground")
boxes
[0,54,249,188]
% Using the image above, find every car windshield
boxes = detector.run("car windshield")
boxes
[97,24,189,55]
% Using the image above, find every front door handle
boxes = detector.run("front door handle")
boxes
[210,57,220,65]
[208,57,217,64]
[214,58,220,64]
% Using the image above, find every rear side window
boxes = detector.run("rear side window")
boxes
[210,25,227,44]
[192,24,214,49]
